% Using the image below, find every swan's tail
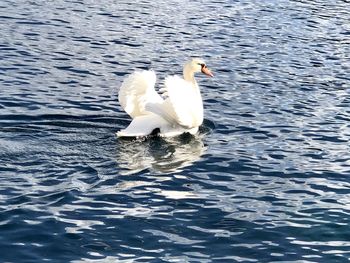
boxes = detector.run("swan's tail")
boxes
[117,114,168,138]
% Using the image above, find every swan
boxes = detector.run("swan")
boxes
[117,58,213,138]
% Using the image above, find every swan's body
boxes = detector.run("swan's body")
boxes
[117,58,213,138]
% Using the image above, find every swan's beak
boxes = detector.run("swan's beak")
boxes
[201,66,214,77]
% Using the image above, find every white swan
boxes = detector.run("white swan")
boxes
[117,58,213,138]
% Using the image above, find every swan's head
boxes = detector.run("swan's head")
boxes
[185,58,214,78]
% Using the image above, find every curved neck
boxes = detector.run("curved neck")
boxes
[183,64,197,86]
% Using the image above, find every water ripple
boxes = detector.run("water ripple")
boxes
[1,0,350,262]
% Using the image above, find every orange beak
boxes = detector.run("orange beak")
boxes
[201,65,214,77]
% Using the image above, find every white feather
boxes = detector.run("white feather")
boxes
[117,114,166,138]
[164,76,203,129]
[116,113,194,138]
[118,70,163,118]
[117,59,210,138]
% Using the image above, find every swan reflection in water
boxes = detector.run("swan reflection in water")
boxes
[116,132,206,174]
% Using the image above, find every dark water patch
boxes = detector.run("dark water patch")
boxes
[109,39,144,48]
[15,20,48,26]
[51,18,70,25]
[54,66,100,76]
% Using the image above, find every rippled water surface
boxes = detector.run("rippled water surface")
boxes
[1,0,350,262]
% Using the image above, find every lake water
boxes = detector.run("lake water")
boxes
[1,0,350,262]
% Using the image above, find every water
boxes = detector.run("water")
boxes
[1,0,350,262]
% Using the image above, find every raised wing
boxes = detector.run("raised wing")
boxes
[118,70,163,118]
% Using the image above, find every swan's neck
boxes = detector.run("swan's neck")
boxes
[183,66,198,87]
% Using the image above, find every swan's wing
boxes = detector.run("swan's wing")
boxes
[118,70,163,118]
[162,75,202,128]
[144,99,178,126]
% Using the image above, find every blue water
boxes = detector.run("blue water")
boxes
[1,0,350,262]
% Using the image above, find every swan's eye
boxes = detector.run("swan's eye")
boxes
[199,63,206,68]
